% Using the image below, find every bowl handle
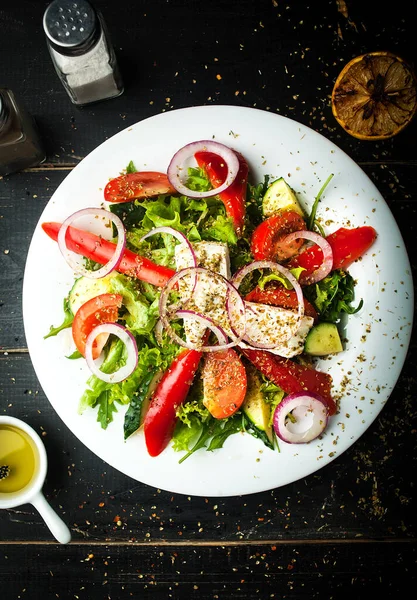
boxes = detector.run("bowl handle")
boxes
[31,491,71,544]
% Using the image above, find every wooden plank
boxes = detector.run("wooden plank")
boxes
[0,353,415,542]
[0,541,415,598]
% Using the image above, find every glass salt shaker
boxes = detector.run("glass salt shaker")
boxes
[0,89,46,177]
[43,0,124,106]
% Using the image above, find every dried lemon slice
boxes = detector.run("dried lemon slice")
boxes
[331,51,417,140]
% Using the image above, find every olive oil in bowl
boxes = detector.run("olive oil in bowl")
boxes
[0,416,71,543]
[0,424,38,494]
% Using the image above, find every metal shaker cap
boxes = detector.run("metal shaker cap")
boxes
[43,0,100,55]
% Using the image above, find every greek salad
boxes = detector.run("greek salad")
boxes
[43,140,377,461]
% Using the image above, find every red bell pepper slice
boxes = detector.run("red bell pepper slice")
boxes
[245,283,319,322]
[143,347,203,457]
[288,226,377,285]
[103,171,177,203]
[240,347,337,415]
[195,150,248,237]
[42,222,175,287]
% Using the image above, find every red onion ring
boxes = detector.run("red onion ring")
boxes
[231,260,304,347]
[85,323,138,383]
[169,309,233,351]
[158,267,194,320]
[158,267,246,351]
[224,280,247,340]
[139,226,197,268]
[57,208,126,279]
[272,391,330,444]
[154,319,164,346]
[167,140,239,198]
[282,230,333,284]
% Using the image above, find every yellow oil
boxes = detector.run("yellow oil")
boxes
[0,424,37,494]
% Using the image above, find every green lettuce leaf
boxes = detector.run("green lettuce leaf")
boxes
[78,340,177,429]
[109,273,160,336]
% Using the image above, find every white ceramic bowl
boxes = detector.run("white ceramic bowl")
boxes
[0,415,71,544]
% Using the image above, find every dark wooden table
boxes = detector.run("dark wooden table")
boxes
[1,1,416,598]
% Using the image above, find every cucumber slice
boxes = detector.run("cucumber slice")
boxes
[262,177,305,217]
[68,273,117,315]
[242,366,273,443]
[304,322,343,356]
[124,369,163,440]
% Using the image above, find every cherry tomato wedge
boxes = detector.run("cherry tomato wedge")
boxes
[288,226,377,284]
[251,210,307,261]
[202,348,247,419]
[245,283,319,322]
[72,293,123,359]
[104,171,177,203]
[195,150,248,237]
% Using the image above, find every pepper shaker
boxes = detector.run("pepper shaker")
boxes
[0,89,46,177]
[43,0,124,106]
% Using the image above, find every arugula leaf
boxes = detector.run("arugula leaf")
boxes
[97,392,118,429]
[44,297,73,339]
[307,173,334,231]
[66,350,83,360]
[110,201,146,231]
[304,269,363,323]
[246,175,270,229]
[177,414,243,463]
[207,416,243,450]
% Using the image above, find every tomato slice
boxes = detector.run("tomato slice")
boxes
[202,349,247,419]
[245,283,319,322]
[251,211,307,261]
[72,293,123,358]
[103,172,177,203]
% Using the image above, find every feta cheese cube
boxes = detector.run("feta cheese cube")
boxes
[174,242,231,344]
[241,301,314,358]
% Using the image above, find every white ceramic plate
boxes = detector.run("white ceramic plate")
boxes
[22,106,414,497]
